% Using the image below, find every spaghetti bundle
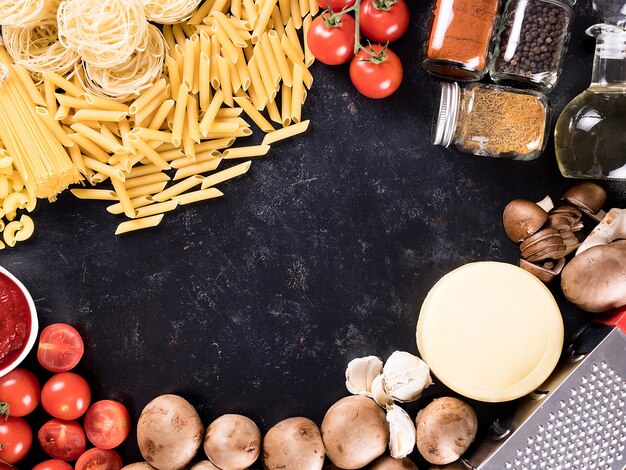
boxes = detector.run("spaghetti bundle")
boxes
[57,0,148,68]
[2,14,79,77]
[0,48,81,199]
[0,0,54,27]
[82,24,167,101]
[143,0,203,24]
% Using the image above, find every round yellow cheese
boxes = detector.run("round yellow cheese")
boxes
[417,262,563,402]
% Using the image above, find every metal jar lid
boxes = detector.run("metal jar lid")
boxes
[433,82,460,148]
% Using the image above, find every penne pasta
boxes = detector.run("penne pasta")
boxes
[268,30,292,86]
[201,161,251,188]
[173,158,223,180]
[73,110,128,122]
[173,187,223,205]
[107,195,154,214]
[262,119,309,145]
[148,100,176,130]
[135,200,179,218]
[222,144,270,159]
[183,35,199,92]
[303,14,315,67]
[291,63,304,123]
[128,135,171,169]
[199,90,225,136]
[216,55,234,107]
[124,172,170,190]
[115,215,165,235]
[172,86,189,146]
[127,164,162,179]
[171,150,221,168]
[70,189,118,200]
[252,0,278,43]
[234,96,275,132]
[67,133,111,163]
[70,123,126,154]
[35,107,74,147]
[42,71,84,97]
[152,174,205,202]
[127,182,169,199]
[129,79,167,115]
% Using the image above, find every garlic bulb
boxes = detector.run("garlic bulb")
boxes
[370,374,393,406]
[382,351,432,402]
[345,356,383,395]
[387,404,416,459]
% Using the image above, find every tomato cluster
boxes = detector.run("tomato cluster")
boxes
[308,0,409,98]
[0,324,130,469]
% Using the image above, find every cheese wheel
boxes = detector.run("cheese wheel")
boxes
[417,262,563,402]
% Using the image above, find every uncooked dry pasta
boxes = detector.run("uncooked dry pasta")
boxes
[82,25,167,101]
[2,14,79,76]
[0,0,54,27]
[57,0,148,68]
[143,0,203,24]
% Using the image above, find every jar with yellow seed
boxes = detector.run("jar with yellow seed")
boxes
[433,82,550,160]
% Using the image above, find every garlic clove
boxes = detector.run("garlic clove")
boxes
[370,374,393,407]
[382,351,433,402]
[386,404,416,459]
[345,356,384,396]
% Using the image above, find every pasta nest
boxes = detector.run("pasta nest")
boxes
[2,14,79,77]
[0,0,55,27]
[57,0,149,69]
[81,24,167,102]
[142,0,203,24]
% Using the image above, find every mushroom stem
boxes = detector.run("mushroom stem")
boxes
[577,208,626,256]
[535,195,554,213]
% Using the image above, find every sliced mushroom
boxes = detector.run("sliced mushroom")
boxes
[546,213,577,231]
[519,227,560,251]
[560,230,580,255]
[551,205,582,220]
[525,244,567,262]
[520,258,566,283]
[561,240,626,312]
[502,199,549,243]
[562,183,607,222]
[577,208,626,255]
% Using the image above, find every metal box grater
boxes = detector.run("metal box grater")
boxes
[465,320,626,470]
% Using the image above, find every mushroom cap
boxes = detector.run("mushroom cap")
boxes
[203,414,261,470]
[321,395,389,469]
[366,456,419,470]
[562,183,607,214]
[262,417,325,470]
[520,258,566,283]
[122,465,156,470]
[561,241,626,313]
[191,462,221,470]
[503,199,548,243]
[415,397,478,466]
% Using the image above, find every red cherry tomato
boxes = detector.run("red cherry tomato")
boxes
[0,416,32,464]
[0,368,40,417]
[350,44,403,99]
[75,448,123,470]
[84,400,130,449]
[308,12,356,65]
[42,372,91,420]
[33,460,74,470]
[359,0,410,43]
[38,419,86,461]
[38,323,84,373]
[316,0,355,11]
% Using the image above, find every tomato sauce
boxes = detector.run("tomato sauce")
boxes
[0,273,31,369]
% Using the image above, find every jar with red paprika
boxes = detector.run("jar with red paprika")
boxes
[423,0,500,80]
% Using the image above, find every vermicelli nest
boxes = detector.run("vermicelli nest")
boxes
[142,0,203,24]
[2,13,79,77]
[57,0,149,69]
[81,24,167,102]
[0,0,55,27]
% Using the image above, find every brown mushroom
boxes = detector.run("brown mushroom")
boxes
[366,456,419,470]
[561,240,626,313]
[262,417,325,470]
[562,183,607,221]
[520,258,566,283]
[519,228,567,261]
[502,199,549,243]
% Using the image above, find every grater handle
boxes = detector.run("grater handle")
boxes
[596,306,626,332]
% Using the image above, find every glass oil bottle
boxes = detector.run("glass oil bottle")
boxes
[555,24,626,179]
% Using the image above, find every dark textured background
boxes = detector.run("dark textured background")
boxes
[5,0,626,467]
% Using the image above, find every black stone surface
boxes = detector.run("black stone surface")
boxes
[5,0,626,468]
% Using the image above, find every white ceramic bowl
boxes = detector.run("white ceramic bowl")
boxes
[0,267,38,378]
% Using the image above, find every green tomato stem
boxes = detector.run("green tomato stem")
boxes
[0,403,8,419]
[354,0,361,54]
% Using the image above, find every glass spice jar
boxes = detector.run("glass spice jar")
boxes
[490,0,574,92]
[433,82,550,160]
[422,0,500,81]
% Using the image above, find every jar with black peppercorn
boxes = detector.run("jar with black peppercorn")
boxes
[489,0,574,92]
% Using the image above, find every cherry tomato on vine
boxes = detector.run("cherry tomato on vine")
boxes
[359,0,410,43]
[33,460,74,470]
[0,368,40,417]
[75,448,123,470]
[38,323,84,373]
[0,416,32,464]
[38,419,86,461]
[316,0,355,11]
[350,44,403,98]
[42,372,91,420]
[308,11,356,65]
[84,400,130,449]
